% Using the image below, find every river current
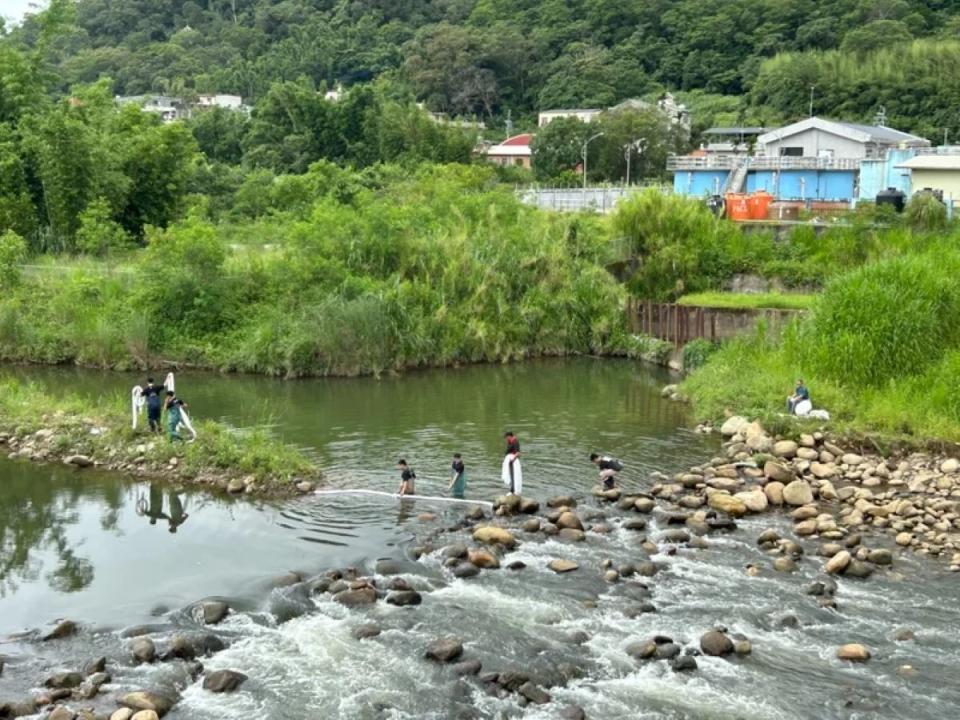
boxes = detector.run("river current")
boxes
[1,359,958,719]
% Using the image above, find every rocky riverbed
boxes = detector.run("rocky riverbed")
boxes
[5,436,959,719]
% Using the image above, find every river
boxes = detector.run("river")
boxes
[1,359,958,719]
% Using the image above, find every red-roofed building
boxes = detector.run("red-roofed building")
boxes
[485,133,534,169]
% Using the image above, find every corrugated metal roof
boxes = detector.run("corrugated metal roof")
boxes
[704,127,767,135]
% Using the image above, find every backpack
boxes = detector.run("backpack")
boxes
[606,457,624,471]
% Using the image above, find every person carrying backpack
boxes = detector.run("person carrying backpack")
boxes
[590,453,624,489]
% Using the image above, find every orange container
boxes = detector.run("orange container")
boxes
[748,191,774,220]
[724,193,751,221]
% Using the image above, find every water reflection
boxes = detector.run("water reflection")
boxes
[134,483,191,533]
[0,464,115,597]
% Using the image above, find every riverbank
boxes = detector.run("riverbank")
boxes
[0,380,320,495]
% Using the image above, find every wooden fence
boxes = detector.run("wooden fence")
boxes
[627,299,802,346]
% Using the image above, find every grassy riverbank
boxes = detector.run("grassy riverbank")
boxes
[683,243,960,442]
[677,292,816,311]
[0,379,320,492]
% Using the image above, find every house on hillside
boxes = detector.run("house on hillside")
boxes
[537,93,690,130]
[195,94,244,110]
[668,116,930,202]
[484,134,533,169]
[538,108,603,127]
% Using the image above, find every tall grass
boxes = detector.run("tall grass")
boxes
[684,248,960,441]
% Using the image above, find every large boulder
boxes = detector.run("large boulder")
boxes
[386,590,423,606]
[735,489,768,513]
[707,493,747,518]
[825,551,851,575]
[558,528,586,542]
[425,638,463,663]
[45,672,83,689]
[810,462,837,479]
[130,637,156,664]
[720,416,749,437]
[192,601,229,626]
[764,461,795,484]
[333,587,377,607]
[548,559,579,573]
[772,441,798,459]
[837,644,870,662]
[118,692,176,718]
[202,670,247,693]
[467,549,500,569]
[782,480,814,506]
[556,512,584,531]
[764,481,785,505]
[472,526,517,548]
[700,630,734,657]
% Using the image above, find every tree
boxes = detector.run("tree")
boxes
[531,117,593,183]
[75,197,133,256]
[592,106,684,183]
[0,229,27,288]
[840,20,913,54]
[190,106,248,164]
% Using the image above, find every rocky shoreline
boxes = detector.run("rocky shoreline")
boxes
[0,422,319,498]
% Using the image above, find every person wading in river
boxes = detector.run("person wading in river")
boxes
[164,390,188,443]
[396,459,416,496]
[449,453,466,499]
[502,431,523,495]
[590,453,624,490]
[143,378,164,434]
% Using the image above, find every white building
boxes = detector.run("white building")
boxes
[537,108,603,127]
[756,117,929,160]
[195,94,243,110]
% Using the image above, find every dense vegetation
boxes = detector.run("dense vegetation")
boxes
[6,0,960,137]
[0,164,626,376]
[683,233,960,441]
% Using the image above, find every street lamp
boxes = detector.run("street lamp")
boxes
[582,132,604,189]
[623,137,647,186]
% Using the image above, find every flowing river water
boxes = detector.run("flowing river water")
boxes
[1,359,958,719]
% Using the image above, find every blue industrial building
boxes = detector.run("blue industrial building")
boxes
[669,117,930,203]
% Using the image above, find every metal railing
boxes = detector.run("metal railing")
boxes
[667,155,862,171]
[517,184,669,213]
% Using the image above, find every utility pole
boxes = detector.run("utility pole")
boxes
[623,137,647,186]
[809,85,815,117]
[582,132,604,190]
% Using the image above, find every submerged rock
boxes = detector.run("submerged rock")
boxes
[467,549,500,569]
[425,638,463,663]
[452,562,480,578]
[352,623,381,640]
[837,644,871,662]
[41,620,78,641]
[518,681,551,705]
[386,590,422,606]
[45,672,83,689]
[130,637,156,664]
[192,601,229,626]
[548,559,578,573]
[203,670,248,693]
[670,655,698,672]
[333,587,377,607]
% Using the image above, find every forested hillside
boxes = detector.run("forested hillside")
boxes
[5,0,960,136]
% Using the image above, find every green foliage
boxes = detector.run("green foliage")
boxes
[682,338,719,371]
[75,197,132,256]
[0,229,27,288]
[799,253,960,388]
[684,245,960,441]
[904,193,948,232]
[2,165,627,377]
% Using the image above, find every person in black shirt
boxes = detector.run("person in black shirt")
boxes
[591,453,624,490]
[143,378,164,433]
[449,453,466,499]
[396,458,416,496]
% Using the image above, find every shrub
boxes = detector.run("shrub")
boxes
[904,193,948,232]
[682,338,719,371]
[0,229,27,288]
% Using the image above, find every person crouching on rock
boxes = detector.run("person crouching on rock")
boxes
[396,458,416,496]
[786,378,810,414]
[164,390,187,443]
[591,453,623,489]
